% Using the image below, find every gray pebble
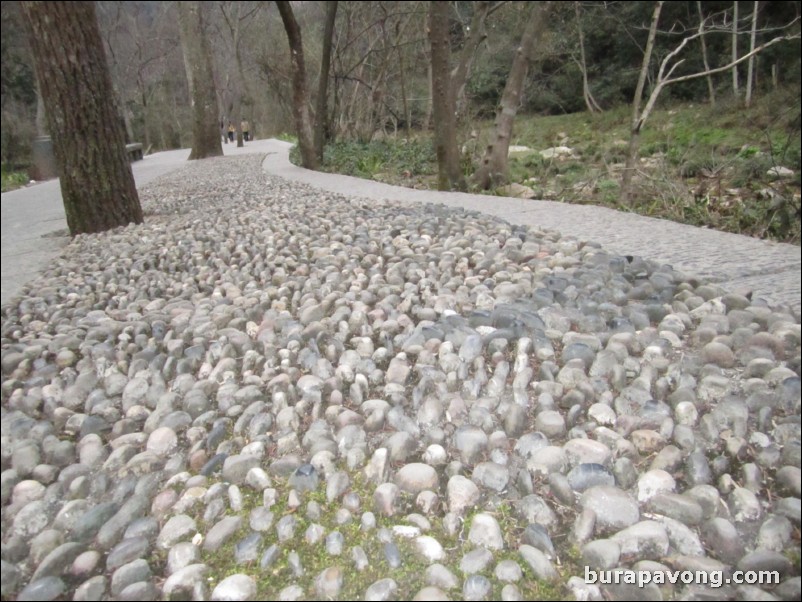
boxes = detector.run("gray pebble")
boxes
[463,574,492,601]
[365,578,398,601]
[211,574,257,601]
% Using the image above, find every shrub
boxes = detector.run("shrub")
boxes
[1,167,28,192]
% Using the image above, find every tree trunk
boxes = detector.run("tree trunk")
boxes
[745,1,758,108]
[473,2,551,190]
[451,1,492,118]
[21,1,143,236]
[397,20,411,138]
[276,0,318,170]
[140,89,152,152]
[429,1,465,191]
[220,1,247,148]
[230,3,245,148]
[178,1,223,160]
[621,1,663,205]
[315,1,338,160]
[696,1,716,106]
[732,1,740,96]
[35,81,47,136]
[575,1,602,113]
[424,43,433,131]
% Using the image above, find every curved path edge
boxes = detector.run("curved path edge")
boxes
[1,138,798,316]
[260,139,801,316]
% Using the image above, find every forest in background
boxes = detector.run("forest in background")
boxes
[2,1,800,239]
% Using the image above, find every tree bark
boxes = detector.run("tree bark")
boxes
[429,1,465,191]
[315,1,338,160]
[178,1,223,160]
[621,1,663,205]
[276,0,318,170]
[22,1,143,236]
[473,2,551,190]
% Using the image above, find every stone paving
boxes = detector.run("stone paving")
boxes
[260,140,801,316]
[0,143,799,601]
[3,139,798,313]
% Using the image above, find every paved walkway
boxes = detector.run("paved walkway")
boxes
[2,139,800,315]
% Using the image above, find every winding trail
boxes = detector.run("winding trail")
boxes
[2,138,799,314]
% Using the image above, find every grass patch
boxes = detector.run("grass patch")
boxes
[311,86,801,243]
[198,474,579,600]
[276,132,298,144]
[321,139,437,185]
[1,166,28,192]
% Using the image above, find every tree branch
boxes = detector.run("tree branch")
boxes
[663,31,799,87]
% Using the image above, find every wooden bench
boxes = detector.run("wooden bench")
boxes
[126,143,144,161]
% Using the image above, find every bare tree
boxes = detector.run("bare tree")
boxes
[395,14,412,138]
[276,0,318,169]
[574,1,602,113]
[178,1,223,160]
[621,1,663,203]
[22,1,143,236]
[315,1,338,159]
[220,2,245,147]
[696,1,716,106]
[473,2,552,190]
[745,1,759,108]
[213,2,261,148]
[97,2,183,152]
[621,2,799,203]
[329,2,430,141]
[732,0,739,96]
[451,2,505,117]
[429,1,465,191]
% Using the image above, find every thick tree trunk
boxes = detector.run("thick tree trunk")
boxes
[276,0,318,170]
[315,1,338,160]
[429,1,465,191]
[473,2,551,190]
[622,1,663,205]
[22,1,143,236]
[178,1,223,160]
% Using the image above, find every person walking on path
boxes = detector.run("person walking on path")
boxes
[228,122,235,143]
[241,119,250,142]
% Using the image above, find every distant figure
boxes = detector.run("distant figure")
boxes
[241,119,250,142]
[228,122,235,142]
[220,119,228,144]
